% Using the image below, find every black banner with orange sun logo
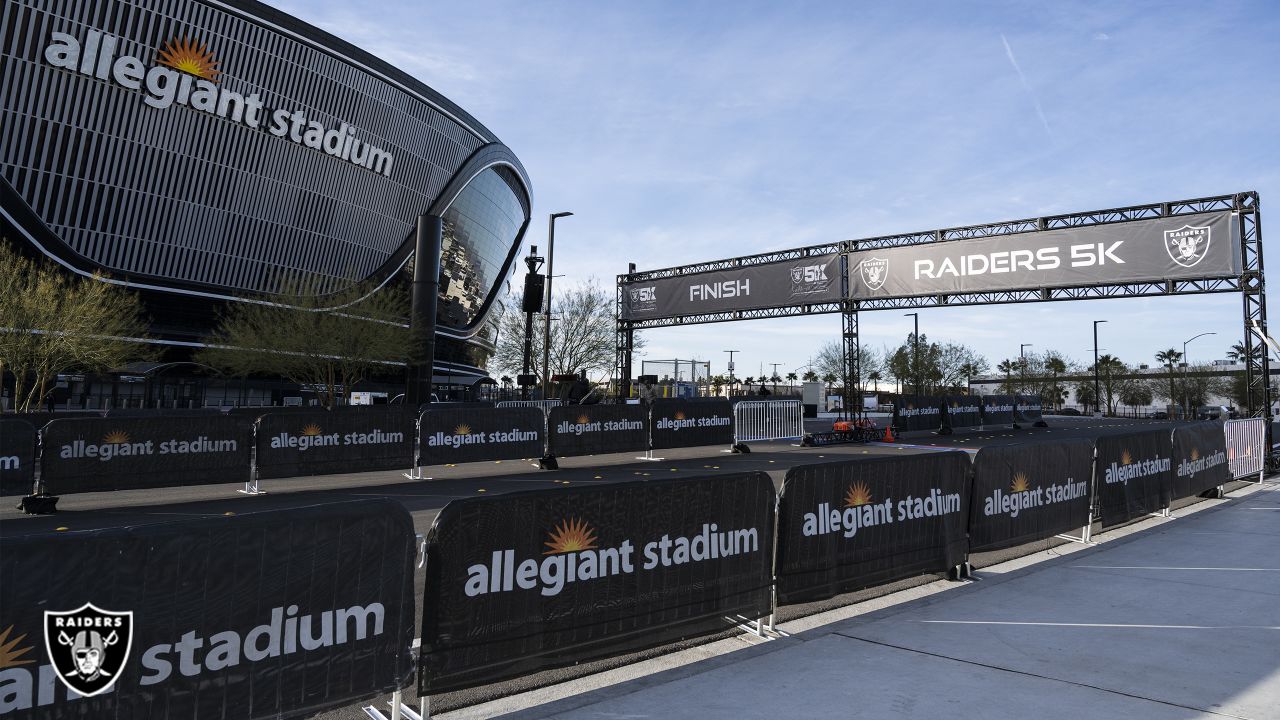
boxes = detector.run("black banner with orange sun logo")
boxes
[1096,428,1174,527]
[39,415,252,493]
[648,398,734,450]
[774,452,971,605]
[1171,421,1230,499]
[419,471,775,694]
[1,418,37,496]
[968,438,1094,552]
[417,406,546,466]
[547,404,649,457]
[254,408,416,479]
[892,395,946,432]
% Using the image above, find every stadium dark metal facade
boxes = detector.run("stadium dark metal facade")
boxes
[1,0,531,397]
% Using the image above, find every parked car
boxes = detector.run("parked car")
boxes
[1147,410,1169,419]
[1197,406,1231,420]
[1055,408,1082,416]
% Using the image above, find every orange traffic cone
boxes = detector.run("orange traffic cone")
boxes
[881,425,895,443]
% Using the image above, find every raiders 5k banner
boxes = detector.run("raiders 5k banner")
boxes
[255,409,416,479]
[547,404,649,457]
[649,399,734,450]
[968,439,1094,552]
[893,396,945,432]
[39,416,251,493]
[621,254,842,321]
[1096,429,1174,527]
[1,418,37,496]
[942,395,982,431]
[848,211,1239,299]
[417,406,545,466]
[774,452,971,605]
[981,395,1016,426]
[419,472,775,694]
[1171,421,1230,499]
[0,499,417,720]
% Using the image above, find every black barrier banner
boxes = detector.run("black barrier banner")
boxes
[420,472,775,694]
[1171,422,1230,499]
[1,419,37,496]
[893,396,945,432]
[0,499,416,720]
[621,254,842,321]
[255,409,416,479]
[1014,395,1044,424]
[981,395,1015,426]
[417,406,544,466]
[942,395,982,431]
[40,416,251,493]
[649,398,734,450]
[775,452,971,605]
[547,404,649,457]
[1096,429,1173,527]
[969,439,1094,552]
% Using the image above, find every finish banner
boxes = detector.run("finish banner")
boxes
[893,396,945,432]
[255,409,416,479]
[419,472,775,694]
[775,453,971,605]
[547,404,649,458]
[0,499,417,719]
[417,406,545,466]
[1171,422,1230,499]
[621,254,842,321]
[1096,429,1173,527]
[1014,395,1044,425]
[39,416,251,493]
[981,395,1016,426]
[942,395,982,431]
[649,399,735,450]
[969,439,1094,552]
[1,418,37,496]
[848,211,1240,299]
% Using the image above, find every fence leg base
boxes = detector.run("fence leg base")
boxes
[732,443,751,454]
[237,479,265,496]
[403,467,432,481]
[635,450,665,462]
[538,455,559,470]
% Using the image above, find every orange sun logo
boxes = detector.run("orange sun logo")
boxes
[0,625,35,669]
[1010,472,1031,493]
[1121,450,1133,466]
[301,424,323,437]
[674,412,686,421]
[577,415,591,424]
[844,481,873,507]
[544,518,599,554]
[454,424,472,435]
[103,430,130,445]
[1190,448,1200,462]
[156,36,220,81]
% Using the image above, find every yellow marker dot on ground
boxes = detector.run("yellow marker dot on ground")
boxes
[562,481,570,484]
[447,464,455,467]
[56,526,69,531]
[768,460,776,463]
[594,476,602,479]
[712,466,720,469]
[224,512,235,516]
[478,489,486,492]
[495,461,502,464]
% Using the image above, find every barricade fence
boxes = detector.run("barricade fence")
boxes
[1224,417,1266,481]
[734,399,804,443]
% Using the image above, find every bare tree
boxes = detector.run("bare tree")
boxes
[0,240,151,412]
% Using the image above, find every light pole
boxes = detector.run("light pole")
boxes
[1093,320,1107,417]
[541,211,573,400]
[1020,343,1034,395]
[1182,331,1216,419]
[724,350,739,395]
[770,362,781,393]
[904,313,919,395]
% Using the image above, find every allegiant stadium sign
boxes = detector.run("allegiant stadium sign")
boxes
[43,29,396,177]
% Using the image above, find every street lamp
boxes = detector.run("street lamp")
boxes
[904,313,920,395]
[1182,331,1216,419]
[1093,320,1107,417]
[1020,343,1034,394]
[724,350,739,393]
[541,211,573,400]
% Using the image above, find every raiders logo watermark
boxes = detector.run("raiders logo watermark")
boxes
[1164,224,1210,268]
[790,262,832,296]
[859,257,888,291]
[44,603,133,697]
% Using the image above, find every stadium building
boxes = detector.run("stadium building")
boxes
[1,0,531,407]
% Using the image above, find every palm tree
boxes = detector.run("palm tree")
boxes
[996,359,1017,394]
[1044,356,1067,409]
[802,369,818,383]
[1154,348,1182,415]
[785,372,798,393]
[1095,353,1126,415]
[868,370,882,392]
[957,362,979,394]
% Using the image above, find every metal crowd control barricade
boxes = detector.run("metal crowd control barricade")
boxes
[1224,417,1267,483]
[732,400,804,451]
[496,400,564,410]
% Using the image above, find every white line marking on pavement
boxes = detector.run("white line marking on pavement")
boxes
[920,620,1279,630]
[1070,565,1280,571]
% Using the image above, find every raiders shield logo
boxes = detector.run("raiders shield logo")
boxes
[860,257,888,291]
[44,603,133,697]
[790,266,803,284]
[1164,224,1210,268]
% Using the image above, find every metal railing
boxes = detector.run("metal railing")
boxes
[734,400,804,443]
[1224,417,1266,481]
[495,400,564,410]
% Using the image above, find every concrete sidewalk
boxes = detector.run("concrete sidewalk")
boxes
[461,481,1280,720]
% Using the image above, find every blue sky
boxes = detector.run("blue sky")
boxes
[277,0,1280,378]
